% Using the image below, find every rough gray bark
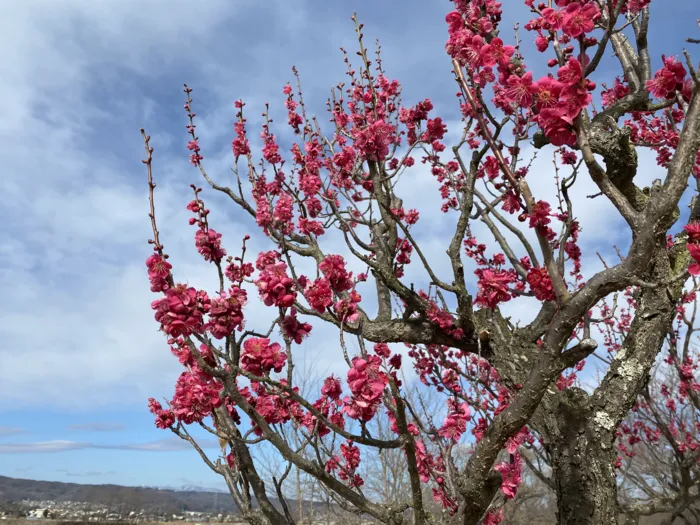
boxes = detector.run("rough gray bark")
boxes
[535,237,690,524]
[548,389,618,525]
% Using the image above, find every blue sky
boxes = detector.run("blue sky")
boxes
[1,0,698,491]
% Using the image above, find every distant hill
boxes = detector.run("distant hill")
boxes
[0,475,238,514]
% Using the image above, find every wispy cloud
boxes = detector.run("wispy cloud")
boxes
[0,0,358,411]
[0,0,695,419]
[56,469,117,477]
[0,427,26,436]
[68,423,126,432]
[120,438,218,452]
[0,437,218,454]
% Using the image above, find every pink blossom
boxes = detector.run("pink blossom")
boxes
[620,0,651,14]
[319,255,354,292]
[328,441,364,488]
[225,261,254,283]
[344,356,388,421]
[533,77,563,111]
[169,370,224,425]
[351,119,397,161]
[148,398,175,429]
[255,261,297,308]
[204,287,247,339]
[535,107,579,146]
[438,399,471,441]
[561,2,600,38]
[431,487,457,514]
[494,454,522,499]
[232,121,250,157]
[688,244,700,276]
[298,218,325,237]
[421,117,448,143]
[241,338,287,377]
[527,267,556,301]
[261,128,282,165]
[146,254,172,292]
[305,278,333,313]
[322,375,343,400]
[483,509,504,525]
[505,72,536,108]
[480,38,515,67]
[647,56,687,100]
[282,308,312,344]
[684,222,700,244]
[151,284,210,338]
[474,268,517,309]
[273,193,294,226]
[194,229,226,263]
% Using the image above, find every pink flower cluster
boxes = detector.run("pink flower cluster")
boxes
[225,261,254,283]
[151,284,211,338]
[526,267,556,302]
[438,399,471,441]
[146,254,172,292]
[685,223,700,276]
[255,257,297,309]
[282,308,312,344]
[319,255,354,292]
[304,277,333,313]
[351,118,397,162]
[483,509,504,525]
[187,193,227,264]
[399,98,435,145]
[322,375,343,400]
[204,287,247,339]
[646,56,687,100]
[344,356,388,421]
[302,255,361,321]
[170,370,224,425]
[148,398,175,429]
[474,268,519,309]
[608,0,651,14]
[283,84,303,133]
[541,2,601,39]
[231,103,251,157]
[447,1,599,147]
[494,454,523,499]
[326,441,364,488]
[186,139,203,167]
[246,382,302,430]
[240,337,287,377]
[194,229,226,263]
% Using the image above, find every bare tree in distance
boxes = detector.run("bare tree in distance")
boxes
[139,1,700,524]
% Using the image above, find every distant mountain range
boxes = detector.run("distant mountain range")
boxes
[140,484,228,495]
[0,475,325,516]
[0,475,239,513]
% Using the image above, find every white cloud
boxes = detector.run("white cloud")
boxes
[68,423,126,432]
[0,0,343,409]
[0,437,218,454]
[0,0,690,415]
[0,427,27,436]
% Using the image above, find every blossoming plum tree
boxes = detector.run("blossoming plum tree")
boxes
[140,1,700,524]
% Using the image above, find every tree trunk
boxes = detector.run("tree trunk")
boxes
[548,389,619,525]
[537,241,688,525]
